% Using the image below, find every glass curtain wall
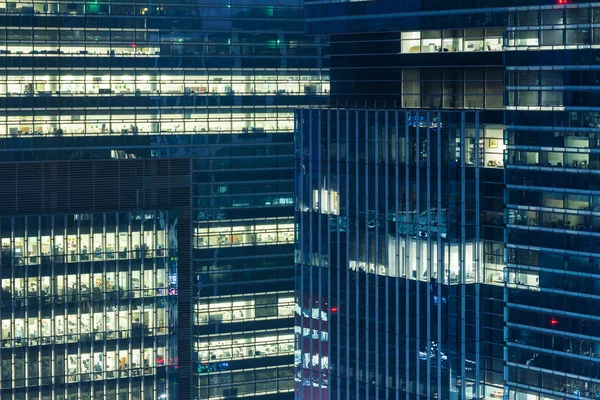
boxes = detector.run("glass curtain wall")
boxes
[0,211,178,400]
[0,0,328,398]
[504,4,600,400]
[295,108,489,399]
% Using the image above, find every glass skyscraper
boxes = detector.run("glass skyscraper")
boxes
[296,0,600,399]
[504,5,600,399]
[0,0,327,399]
[0,157,190,400]
[296,108,495,399]
[1,210,178,399]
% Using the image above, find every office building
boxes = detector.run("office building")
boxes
[504,5,600,400]
[296,108,502,400]
[296,1,599,399]
[0,158,190,400]
[0,1,327,399]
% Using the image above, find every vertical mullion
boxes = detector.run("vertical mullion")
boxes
[383,110,390,400]
[317,109,323,400]
[415,111,421,398]
[364,109,370,399]
[354,109,360,399]
[345,109,351,400]
[404,110,410,400]
[335,108,342,400]
[395,110,401,400]
[460,111,467,400]
[475,112,481,400]
[374,110,380,399]
[297,110,312,400]
[426,111,432,400]
[436,111,443,399]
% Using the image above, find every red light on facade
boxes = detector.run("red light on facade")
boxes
[551,318,559,325]
[131,43,137,48]
[558,0,568,4]
[330,307,338,313]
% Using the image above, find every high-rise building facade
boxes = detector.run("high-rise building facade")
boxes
[0,1,327,399]
[0,157,191,400]
[296,108,501,400]
[504,5,600,400]
[296,1,600,400]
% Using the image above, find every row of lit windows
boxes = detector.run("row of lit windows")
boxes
[0,212,172,260]
[0,230,167,264]
[1,46,152,57]
[1,270,169,299]
[348,243,478,284]
[0,45,321,57]
[194,221,294,248]
[0,73,324,85]
[297,231,481,285]
[1,307,168,346]
[194,296,294,325]
[0,72,325,80]
[508,149,596,170]
[196,330,294,362]
[2,112,291,122]
[0,80,326,96]
[65,347,166,382]
[0,346,168,386]
[508,190,600,212]
[0,113,296,136]
[401,28,504,54]
[507,209,600,233]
